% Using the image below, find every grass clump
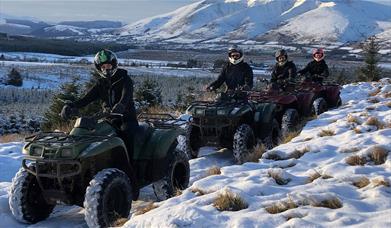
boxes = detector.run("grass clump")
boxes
[352,177,370,188]
[134,202,159,216]
[369,146,388,165]
[346,155,367,166]
[365,116,384,129]
[312,197,343,209]
[282,131,301,144]
[318,129,335,137]
[290,146,310,159]
[306,170,322,183]
[206,166,221,176]
[347,114,361,124]
[268,170,291,185]
[213,191,248,212]
[265,198,298,214]
[191,187,211,196]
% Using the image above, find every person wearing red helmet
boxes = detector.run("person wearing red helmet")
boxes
[298,48,329,83]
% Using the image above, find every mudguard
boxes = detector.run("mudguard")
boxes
[134,128,181,160]
[78,137,128,160]
[253,102,277,139]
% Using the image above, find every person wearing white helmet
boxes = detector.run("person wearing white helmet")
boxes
[206,45,253,92]
[298,48,329,83]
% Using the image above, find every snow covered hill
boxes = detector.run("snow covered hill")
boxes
[120,0,391,44]
[0,79,390,227]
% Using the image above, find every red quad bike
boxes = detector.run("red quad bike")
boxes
[248,81,315,139]
[298,77,342,115]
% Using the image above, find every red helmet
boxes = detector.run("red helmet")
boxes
[312,48,324,62]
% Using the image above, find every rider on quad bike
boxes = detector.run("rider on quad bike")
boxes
[206,45,253,92]
[61,49,138,156]
[271,49,297,91]
[298,48,329,83]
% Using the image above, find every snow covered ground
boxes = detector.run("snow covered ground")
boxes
[0,79,390,227]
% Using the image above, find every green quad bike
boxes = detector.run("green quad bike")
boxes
[184,90,281,164]
[9,112,190,227]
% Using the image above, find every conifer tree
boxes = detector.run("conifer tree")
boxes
[359,36,382,82]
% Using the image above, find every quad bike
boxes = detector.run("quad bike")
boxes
[248,79,316,139]
[9,112,190,228]
[297,75,342,115]
[184,89,280,164]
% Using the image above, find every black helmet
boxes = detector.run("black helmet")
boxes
[228,45,243,57]
[275,49,288,61]
[94,49,118,78]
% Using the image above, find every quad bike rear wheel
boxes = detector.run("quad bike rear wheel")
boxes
[153,147,190,201]
[281,108,300,139]
[263,119,282,150]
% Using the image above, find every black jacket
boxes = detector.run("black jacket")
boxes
[271,61,297,83]
[298,59,329,78]
[209,61,253,91]
[73,68,137,123]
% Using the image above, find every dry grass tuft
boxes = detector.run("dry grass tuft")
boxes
[386,101,391,108]
[282,131,301,144]
[175,189,183,197]
[371,178,390,187]
[369,88,381,96]
[365,106,376,111]
[369,146,389,165]
[318,129,335,137]
[206,166,221,176]
[284,213,305,221]
[248,144,266,162]
[347,114,361,124]
[0,134,27,143]
[191,187,211,196]
[384,92,391,98]
[134,202,159,216]
[365,117,384,129]
[112,217,129,227]
[268,170,291,185]
[367,97,380,103]
[321,174,333,179]
[290,146,311,159]
[353,127,362,134]
[312,197,343,209]
[304,137,313,141]
[307,170,322,183]
[346,155,367,166]
[352,177,370,188]
[265,198,298,214]
[213,191,248,211]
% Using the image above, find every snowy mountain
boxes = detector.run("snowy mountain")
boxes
[0,79,390,227]
[119,0,391,44]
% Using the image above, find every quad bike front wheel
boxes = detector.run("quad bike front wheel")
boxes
[233,124,256,164]
[153,148,190,201]
[84,168,133,228]
[313,97,328,115]
[183,124,202,159]
[281,108,300,139]
[9,168,55,224]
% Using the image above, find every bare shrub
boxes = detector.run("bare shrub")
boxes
[369,146,388,165]
[318,129,335,137]
[346,155,367,166]
[206,166,221,176]
[213,191,248,211]
[352,177,370,188]
[134,202,159,216]
[268,170,291,185]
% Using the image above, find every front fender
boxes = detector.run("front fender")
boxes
[78,137,128,160]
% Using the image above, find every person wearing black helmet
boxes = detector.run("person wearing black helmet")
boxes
[60,49,138,156]
[271,49,297,90]
[206,45,253,92]
[298,48,329,83]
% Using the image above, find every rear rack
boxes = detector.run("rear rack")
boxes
[137,113,186,129]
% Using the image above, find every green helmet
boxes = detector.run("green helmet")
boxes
[94,49,118,78]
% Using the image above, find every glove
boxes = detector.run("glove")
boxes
[60,104,75,120]
[112,103,126,114]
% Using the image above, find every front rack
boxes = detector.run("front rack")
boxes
[24,132,110,148]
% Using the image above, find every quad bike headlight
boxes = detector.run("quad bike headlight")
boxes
[61,148,73,158]
[31,146,43,156]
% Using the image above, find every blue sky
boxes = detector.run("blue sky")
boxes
[0,0,198,24]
